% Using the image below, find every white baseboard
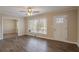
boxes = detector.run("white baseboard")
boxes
[18,34,25,36]
[0,38,3,40]
[38,36,77,44]
[55,39,77,44]
[77,43,79,47]
[46,38,77,45]
[26,34,77,45]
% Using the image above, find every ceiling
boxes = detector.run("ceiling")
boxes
[0,6,77,17]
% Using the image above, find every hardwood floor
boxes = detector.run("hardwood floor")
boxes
[0,34,79,52]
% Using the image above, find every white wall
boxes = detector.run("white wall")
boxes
[0,16,3,40]
[3,19,17,34]
[77,8,79,47]
[24,9,77,44]
[17,18,25,36]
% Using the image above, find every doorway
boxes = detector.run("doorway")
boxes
[3,19,18,39]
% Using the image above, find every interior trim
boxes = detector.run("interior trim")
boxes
[26,34,77,45]
[77,43,79,47]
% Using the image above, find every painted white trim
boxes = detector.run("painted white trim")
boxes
[53,39,77,44]
[0,38,2,40]
[77,44,79,47]
[0,16,3,40]
[26,34,77,45]
[77,43,79,47]
[36,35,77,44]
[0,33,3,40]
[2,16,3,39]
[46,38,77,45]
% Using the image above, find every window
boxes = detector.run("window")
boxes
[28,18,47,34]
[56,16,65,23]
[28,19,38,33]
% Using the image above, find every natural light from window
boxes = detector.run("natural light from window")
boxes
[28,18,47,34]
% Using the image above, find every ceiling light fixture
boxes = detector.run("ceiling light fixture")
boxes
[28,7,32,16]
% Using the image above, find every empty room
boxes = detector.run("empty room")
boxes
[0,6,79,52]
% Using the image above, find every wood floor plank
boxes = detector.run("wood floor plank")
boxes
[0,34,79,52]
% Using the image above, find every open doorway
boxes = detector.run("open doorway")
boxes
[3,19,18,39]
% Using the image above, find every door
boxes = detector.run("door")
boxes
[53,15,67,41]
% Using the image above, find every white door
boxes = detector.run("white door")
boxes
[53,15,67,41]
